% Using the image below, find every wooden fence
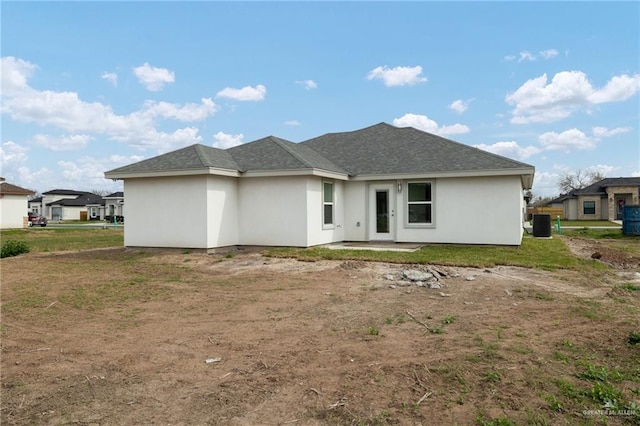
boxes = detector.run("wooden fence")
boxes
[526,207,565,220]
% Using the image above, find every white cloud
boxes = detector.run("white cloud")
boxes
[539,126,633,153]
[506,71,640,123]
[31,134,92,151]
[519,51,536,62]
[448,99,470,114]
[0,141,29,169]
[532,171,562,197]
[366,65,427,87]
[0,57,214,152]
[588,74,640,103]
[539,49,559,59]
[474,141,541,160]
[585,164,617,177]
[141,98,217,122]
[133,63,175,91]
[1,56,36,97]
[632,171,640,177]
[101,72,118,87]
[504,49,558,63]
[539,128,596,152]
[213,131,244,149]
[592,126,631,138]
[296,80,317,90]
[216,84,266,101]
[392,113,470,136]
[284,120,301,126]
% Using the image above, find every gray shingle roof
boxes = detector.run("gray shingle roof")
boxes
[48,193,105,206]
[302,123,533,175]
[106,144,239,174]
[227,136,347,174]
[105,122,534,179]
[573,177,640,195]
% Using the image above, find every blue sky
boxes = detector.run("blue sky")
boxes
[1,1,639,197]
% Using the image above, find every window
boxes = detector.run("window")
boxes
[407,182,432,224]
[323,181,334,226]
[583,200,596,215]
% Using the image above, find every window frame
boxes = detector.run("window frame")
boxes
[583,200,596,215]
[322,180,334,229]
[405,180,435,228]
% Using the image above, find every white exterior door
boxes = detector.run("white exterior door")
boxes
[369,183,395,241]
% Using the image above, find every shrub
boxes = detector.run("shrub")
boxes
[1,240,30,258]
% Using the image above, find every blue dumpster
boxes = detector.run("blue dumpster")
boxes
[622,205,640,236]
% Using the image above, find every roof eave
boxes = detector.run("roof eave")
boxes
[241,168,349,180]
[350,167,535,187]
[104,167,240,180]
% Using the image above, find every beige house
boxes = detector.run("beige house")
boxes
[554,178,640,221]
[0,178,35,229]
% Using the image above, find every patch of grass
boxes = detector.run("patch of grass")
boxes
[628,332,640,346]
[571,299,609,320]
[443,315,456,324]
[265,235,608,271]
[475,412,515,426]
[1,240,30,258]
[59,277,168,311]
[431,326,444,334]
[576,363,623,382]
[367,326,379,336]
[618,283,640,292]
[483,370,502,383]
[544,394,563,412]
[559,220,620,227]
[0,228,123,252]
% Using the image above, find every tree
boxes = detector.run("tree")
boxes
[557,170,605,193]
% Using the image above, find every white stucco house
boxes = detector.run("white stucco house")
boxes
[0,178,35,229]
[105,123,535,249]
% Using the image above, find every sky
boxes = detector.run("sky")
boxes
[1,1,639,198]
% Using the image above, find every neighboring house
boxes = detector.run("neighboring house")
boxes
[48,193,105,221]
[0,178,35,229]
[31,189,107,220]
[105,123,535,249]
[27,196,43,215]
[104,191,125,221]
[557,178,640,221]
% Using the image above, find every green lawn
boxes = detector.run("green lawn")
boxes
[1,228,124,253]
[266,235,608,271]
[557,220,620,227]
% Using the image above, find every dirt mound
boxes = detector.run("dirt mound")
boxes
[562,236,640,268]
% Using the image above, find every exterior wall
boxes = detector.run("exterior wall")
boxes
[237,176,309,247]
[124,176,210,248]
[343,181,367,241]
[105,199,124,217]
[0,195,29,229]
[606,186,639,220]
[576,195,602,220]
[306,178,345,246]
[564,199,578,220]
[206,175,238,247]
[395,175,525,245]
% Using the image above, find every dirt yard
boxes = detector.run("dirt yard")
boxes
[1,238,639,425]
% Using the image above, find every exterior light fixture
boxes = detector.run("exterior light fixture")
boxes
[398,183,402,193]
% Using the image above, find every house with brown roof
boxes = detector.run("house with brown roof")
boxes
[0,178,35,229]
[105,123,535,249]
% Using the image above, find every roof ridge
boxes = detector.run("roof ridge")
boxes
[269,136,315,169]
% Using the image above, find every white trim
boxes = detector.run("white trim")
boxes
[352,167,534,187]
[368,182,396,241]
[242,169,348,180]
[105,167,240,180]
[404,180,435,228]
[322,180,335,229]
